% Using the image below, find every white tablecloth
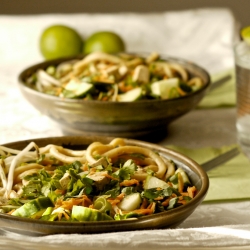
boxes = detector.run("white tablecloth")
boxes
[1,9,250,249]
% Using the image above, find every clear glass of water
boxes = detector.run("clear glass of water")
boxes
[235,40,250,158]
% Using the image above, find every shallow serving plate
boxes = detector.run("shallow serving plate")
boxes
[0,136,209,235]
[18,53,211,138]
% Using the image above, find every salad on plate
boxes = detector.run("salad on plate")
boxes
[0,138,197,222]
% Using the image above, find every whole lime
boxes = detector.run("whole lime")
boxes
[83,31,125,54]
[40,24,83,60]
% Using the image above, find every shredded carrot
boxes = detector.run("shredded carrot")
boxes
[116,193,126,200]
[103,173,119,181]
[57,195,93,210]
[178,200,187,205]
[150,202,156,213]
[7,209,15,215]
[107,193,125,206]
[147,202,156,211]
[154,196,164,201]
[140,198,148,209]
[187,186,197,198]
[102,96,109,101]
[178,172,184,193]
[59,199,81,209]
[81,197,93,207]
[57,210,70,221]
[162,197,171,206]
[81,163,89,171]
[120,179,139,187]
[54,198,63,207]
[177,197,187,205]
[108,199,121,206]
[167,181,173,187]
[126,202,156,215]
[118,81,133,92]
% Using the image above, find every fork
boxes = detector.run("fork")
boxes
[201,146,241,172]
[208,74,232,92]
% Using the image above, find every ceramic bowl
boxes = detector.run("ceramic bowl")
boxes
[0,136,209,235]
[18,54,210,138]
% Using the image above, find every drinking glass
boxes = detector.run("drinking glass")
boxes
[235,40,250,158]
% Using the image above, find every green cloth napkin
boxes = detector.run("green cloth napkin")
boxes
[198,68,236,108]
[167,145,250,202]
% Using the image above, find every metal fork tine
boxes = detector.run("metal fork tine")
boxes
[201,147,241,172]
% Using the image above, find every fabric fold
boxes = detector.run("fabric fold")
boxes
[1,224,250,249]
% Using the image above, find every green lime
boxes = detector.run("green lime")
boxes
[83,31,125,54]
[241,26,250,45]
[40,24,83,60]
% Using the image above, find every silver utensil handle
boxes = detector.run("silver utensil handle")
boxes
[201,146,240,172]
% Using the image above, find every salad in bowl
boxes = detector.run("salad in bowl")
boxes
[25,51,204,102]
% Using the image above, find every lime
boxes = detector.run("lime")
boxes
[40,24,83,60]
[241,26,250,45]
[83,31,125,54]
